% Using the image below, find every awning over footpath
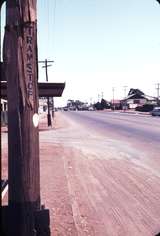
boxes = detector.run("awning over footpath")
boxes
[0,81,65,99]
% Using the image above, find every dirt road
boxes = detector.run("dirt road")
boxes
[39,112,160,236]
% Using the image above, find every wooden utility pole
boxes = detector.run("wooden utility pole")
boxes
[0,0,6,80]
[155,83,160,105]
[155,83,160,98]
[2,1,50,235]
[123,86,128,99]
[39,59,54,82]
[0,0,5,59]
[39,59,54,126]
[112,87,115,110]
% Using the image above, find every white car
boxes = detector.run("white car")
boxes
[150,107,160,116]
[88,106,94,111]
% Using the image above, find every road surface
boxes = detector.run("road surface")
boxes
[39,111,160,236]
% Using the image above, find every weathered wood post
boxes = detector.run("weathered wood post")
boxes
[0,0,6,81]
[2,0,50,235]
[52,97,54,118]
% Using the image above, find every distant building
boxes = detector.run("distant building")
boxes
[66,99,88,110]
[110,99,122,110]
[38,98,47,113]
[122,88,157,109]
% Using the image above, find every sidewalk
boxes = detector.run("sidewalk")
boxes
[39,113,79,235]
[119,109,150,115]
[1,113,79,235]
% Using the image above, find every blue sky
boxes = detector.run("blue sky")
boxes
[1,1,160,106]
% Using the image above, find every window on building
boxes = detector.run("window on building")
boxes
[134,100,140,104]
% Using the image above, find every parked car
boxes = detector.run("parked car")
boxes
[88,106,94,111]
[150,107,160,116]
[63,107,68,111]
[69,106,76,111]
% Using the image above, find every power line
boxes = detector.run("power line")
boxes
[47,0,50,48]
[52,0,57,53]
[42,0,57,55]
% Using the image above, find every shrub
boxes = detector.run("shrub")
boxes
[135,104,154,112]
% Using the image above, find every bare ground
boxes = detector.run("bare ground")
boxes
[1,112,160,235]
[39,112,160,236]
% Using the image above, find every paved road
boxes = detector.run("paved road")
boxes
[63,110,160,143]
[39,111,160,235]
[62,110,160,177]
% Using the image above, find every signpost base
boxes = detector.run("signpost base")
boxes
[2,205,50,236]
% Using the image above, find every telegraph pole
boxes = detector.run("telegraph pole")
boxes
[98,94,100,102]
[39,59,54,82]
[123,86,128,98]
[101,92,104,99]
[0,0,5,60]
[123,86,128,111]
[155,83,160,98]
[2,1,50,235]
[0,0,5,79]
[39,59,54,126]
[112,87,115,110]
[155,83,160,105]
